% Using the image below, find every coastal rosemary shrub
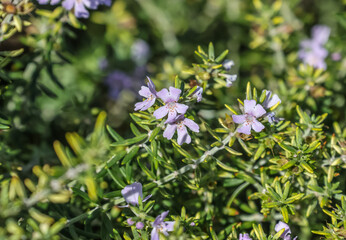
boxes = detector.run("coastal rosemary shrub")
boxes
[0,0,345,239]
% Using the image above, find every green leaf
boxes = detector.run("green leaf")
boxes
[37,83,57,98]
[101,212,113,240]
[246,82,252,100]
[103,191,121,198]
[208,42,215,60]
[71,187,95,203]
[225,104,238,115]
[263,202,280,208]
[174,75,181,89]
[305,140,321,153]
[300,161,314,174]
[149,127,161,142]
[122,146,140,165]
[266,184,281,201]
[0,123,10,130]
[238,139,252,155]
[194,50,209,62]
[225,146,243,156]
[276,121,290,131]
[68,11,86,29]
[130,123,141,136]
[13,15,22,32]
[215,49,229,63]
[209,225,218,240]
[285,193,304,203]
[280,160,297,170]
[308,184,324,193]
[107,168,126,188]
[296,106,310,124]
[226,182,249,208]
[273,229,286,240]
[278,142,297,154]
[216,159,238,172]
[254,144,265,160]
[236,172,256,184]
[281,206,289,223]
[202,120,221,141]
[295,128,303,146]
[46,65,64,89]
[106,125,124,142]
[96,151,127,178]
[110,134,147,147]
[181,206,186,219]
[259,89,267,103]
[137,157,156,180]
[306,201,317,217]
[283,182,291,199]
[187,85,198,97]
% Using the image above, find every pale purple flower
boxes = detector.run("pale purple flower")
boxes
[40,0,110,18]
[134,77,157,111]
[121,182,151,206]
[298,25,330,70]
[151,211,175,240]
[97,0,111,6]
[131,39,150,66]
[37,0,111,16]
[192,86,203,102]
[266,112,284,124]
[232,100,266,135]
[239,233,252,240]
[261,90,283,124]
[99,58,108,70]
[127,218,135,226]
[219,73,237,87]
[37,0,60,4]
[153,87,188,123]
[136,222,144,230]
[311,25,331,45]
[298,42,327,69]
[331,52,341,61]
[105,71,132,99]
[275,221,298,240]
[163,115,199,145]
[61,0,98,18]
[190,222,196,226]
[262,90,281,109]
[223,60,235,71]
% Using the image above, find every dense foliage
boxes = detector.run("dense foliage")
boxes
[0,0,345,239]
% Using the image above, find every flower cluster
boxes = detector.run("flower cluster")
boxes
[298,25,330,70]
[104,71,133,100]
[121,183,175,240]
[232,90,281,135]
[120,182,151,207]
[151,211,175,240]
[233,100,266,135]
[135,77,200,145]
[262,90,283,124]
[222,59,237,87]
[239,221,297,240]
[37,0,111,18]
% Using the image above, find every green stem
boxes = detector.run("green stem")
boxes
[65,198,124,227]
[154,133,232,186]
